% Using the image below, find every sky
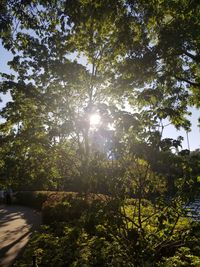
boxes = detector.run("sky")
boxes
[0,42,200,151]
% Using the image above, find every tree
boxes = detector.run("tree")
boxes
[0,0,199,190]
[0,0,124,189]
[1,1,199,265]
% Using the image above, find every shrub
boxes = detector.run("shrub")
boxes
[14,191,91,210]
[14,195,200,267]
[14,191,50,210]
[14,225,135,267]
[159,247,200,266]
[42,192,110,226]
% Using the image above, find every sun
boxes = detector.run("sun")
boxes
[89,114,101,126]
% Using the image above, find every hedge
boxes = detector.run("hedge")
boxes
[14,191,111,226]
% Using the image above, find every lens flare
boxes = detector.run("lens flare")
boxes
[89,114,101,126]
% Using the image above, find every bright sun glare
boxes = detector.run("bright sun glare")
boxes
[89,114,101,126]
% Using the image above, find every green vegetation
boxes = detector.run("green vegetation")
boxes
[1,0,200,266]
[14,191,200,266]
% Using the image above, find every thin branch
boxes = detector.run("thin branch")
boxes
[175,76,200,88]
[119,212,140,229]
[183,50,200,63]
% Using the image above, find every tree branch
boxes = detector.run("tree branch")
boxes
[183,51,200,63]
[175,76,200,88]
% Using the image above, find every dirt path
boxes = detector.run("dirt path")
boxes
[0,205,41,267]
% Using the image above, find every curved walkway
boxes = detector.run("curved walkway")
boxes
[0,205,41,267]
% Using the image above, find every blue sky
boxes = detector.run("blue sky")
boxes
[0,42,199,151]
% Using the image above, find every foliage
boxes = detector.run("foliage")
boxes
[0,1,200,266]
[1,0,200,190]
[14,191,51,210]
[14,225,134,267]
[14,195,200,266]
[159,247,200,267]
[42,191,109,226]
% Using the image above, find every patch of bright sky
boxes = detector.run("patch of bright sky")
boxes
[162,107,200,151]
[0,42,13,108]
[0,42,199,150]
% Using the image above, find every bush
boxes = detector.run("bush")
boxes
[14,194,200,267]
[42,192,110,226]
[14,225,135,267]
[14,191,50,209]
[159,247,200,266]
[14,191,89,210]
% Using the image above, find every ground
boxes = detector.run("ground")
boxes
[0,205,41,267]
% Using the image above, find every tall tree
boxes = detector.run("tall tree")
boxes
[0,0,199,190]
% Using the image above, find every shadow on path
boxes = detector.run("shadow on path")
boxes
[0,205,41,267]
[0,232,30,258]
